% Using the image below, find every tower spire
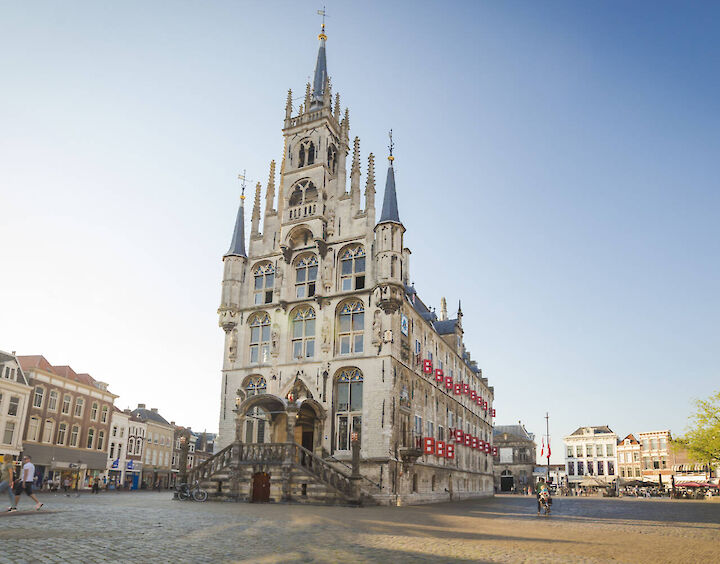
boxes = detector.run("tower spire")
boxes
[311,11,328,109]
[378,130,402,225]
[224,173,248,258]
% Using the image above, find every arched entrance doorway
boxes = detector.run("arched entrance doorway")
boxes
[500,470,514,492]
[296,403,317,452]
[251,472,271,502]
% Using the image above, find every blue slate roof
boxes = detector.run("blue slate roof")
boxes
[378,164,401,224]
[311,36,327,107]
[224,198,247,258]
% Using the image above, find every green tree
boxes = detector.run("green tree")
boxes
[673,390,720,466]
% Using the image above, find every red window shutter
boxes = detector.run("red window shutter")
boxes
[423,437,435,455]
[435,440,445,457]
[423,359,433,374]
[471,436,478,449]
[454,428,463,442]
[464,434,471,447]
[435,368,444,382]
[445,376,453,390]
[446,444,455,459]
[470,390,477,401]
[492,446,498,456]
[454,383,462,395]
[484,442,490,454]
[491,408,496,417]
[479,439,485,449]
[462,383,469,394]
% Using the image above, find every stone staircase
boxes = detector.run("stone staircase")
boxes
[186,442,378,505]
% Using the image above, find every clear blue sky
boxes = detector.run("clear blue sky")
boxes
[1,1,718,461]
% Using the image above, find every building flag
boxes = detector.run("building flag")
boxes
[547,439,551,458]
[540,437,545,457]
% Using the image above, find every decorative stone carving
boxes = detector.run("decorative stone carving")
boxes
[321,317,331,353]
[228,328,238,361]
[372,310,382,345]
[271,324,280,357]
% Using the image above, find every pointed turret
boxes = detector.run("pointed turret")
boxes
[350,137,361,211]
[365,152,376,217]
[251,182,261,237]
[440,297,448,321]
[378,139,402,225]
[265,160,276,215]
[224,193,247,258]
[334,93,341,122]
[311,23,328,109]
[285,89,293,120]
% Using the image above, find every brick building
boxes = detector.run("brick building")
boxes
[18,355,116,487]
[0,351,32,460]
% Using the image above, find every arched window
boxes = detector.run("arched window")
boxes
[69,425,80,447]
[291,307,316,359]
[339,246,366,291]
[335,368,363,450]
[253,263,275,305]
[27,416,40,442]
[97,430,105,451]
[249,313,271,364]
[48,390,58,411]
[56,422,67,445]
[90,402,99,421]
[136,439,142,455]
[338,301,364,354]
[42,420,54,443]
[129,437,135,453]
[288,180,319,219]
[295,255,318,298]
[101,405,109,423]
[33,386,44,408]
[327,144,337,174]
[298,139,315,168]
[61,394,72,415]
[245,376,267,396]
[86,428,95,449]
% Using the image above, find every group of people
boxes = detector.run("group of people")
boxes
[0,454,44,512]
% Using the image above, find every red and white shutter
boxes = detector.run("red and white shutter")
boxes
[445,376,453,390]
[454,383,462,395]
[446,444,455,459]
[435,368,444,383]
[435,440,445,457]
[423,359,433,374]
[464,433,471,447]
[470,390,477,401]
[423,437,435,455]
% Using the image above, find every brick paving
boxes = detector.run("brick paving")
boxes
[0,491,719,563]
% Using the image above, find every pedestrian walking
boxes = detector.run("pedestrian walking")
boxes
[9,455,43,511]
[63,477,70,493]
[0,455,16,509]
[92,480,100,494]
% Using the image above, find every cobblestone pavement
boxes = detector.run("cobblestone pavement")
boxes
[1,492,719,563]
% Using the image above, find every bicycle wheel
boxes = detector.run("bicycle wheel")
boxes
[178,489,190,501]
[193,489,208,502]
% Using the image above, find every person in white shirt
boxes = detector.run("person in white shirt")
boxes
[9,455,43,511]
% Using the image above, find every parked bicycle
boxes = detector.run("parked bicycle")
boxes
[176,480,208,502]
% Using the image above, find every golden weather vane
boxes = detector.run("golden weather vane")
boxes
[388,129,395,162]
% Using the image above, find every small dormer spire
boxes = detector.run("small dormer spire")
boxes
[285,89,293,119]
[251,182,262,237]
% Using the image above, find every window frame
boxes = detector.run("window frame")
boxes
[248,313,271,364]
[291,306,316,359]
[337,301,365,355]
[294,254,318,299]
[335,368,363,451]
[253,263,275,305]
[338,245,366,291]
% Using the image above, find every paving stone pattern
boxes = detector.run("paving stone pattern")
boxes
[0,492,719,563]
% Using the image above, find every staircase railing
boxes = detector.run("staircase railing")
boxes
[186,441,375,501]
[288,443,357,498]
[324,454,383,491]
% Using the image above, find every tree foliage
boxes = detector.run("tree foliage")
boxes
[673,390,720,465]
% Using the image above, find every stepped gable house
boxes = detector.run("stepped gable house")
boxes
[207,24,496,505]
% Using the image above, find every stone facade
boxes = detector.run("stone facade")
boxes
[564,426,618,487]
[213,25,495,505]
[492,424,536,492]
[130,404,174,488]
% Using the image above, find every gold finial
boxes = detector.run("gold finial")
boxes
[317,7,328,40]
[388,129,395,163]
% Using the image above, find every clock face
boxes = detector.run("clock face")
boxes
[401,314,409,336]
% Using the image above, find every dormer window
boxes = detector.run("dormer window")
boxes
[298,139,315,167]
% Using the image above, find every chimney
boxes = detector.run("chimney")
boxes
[151,407,158,413]
[124,409,132,414]
[170,421,175,426]
[138,403,146,409]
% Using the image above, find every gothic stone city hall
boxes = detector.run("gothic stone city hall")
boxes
[194,27,496,505]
